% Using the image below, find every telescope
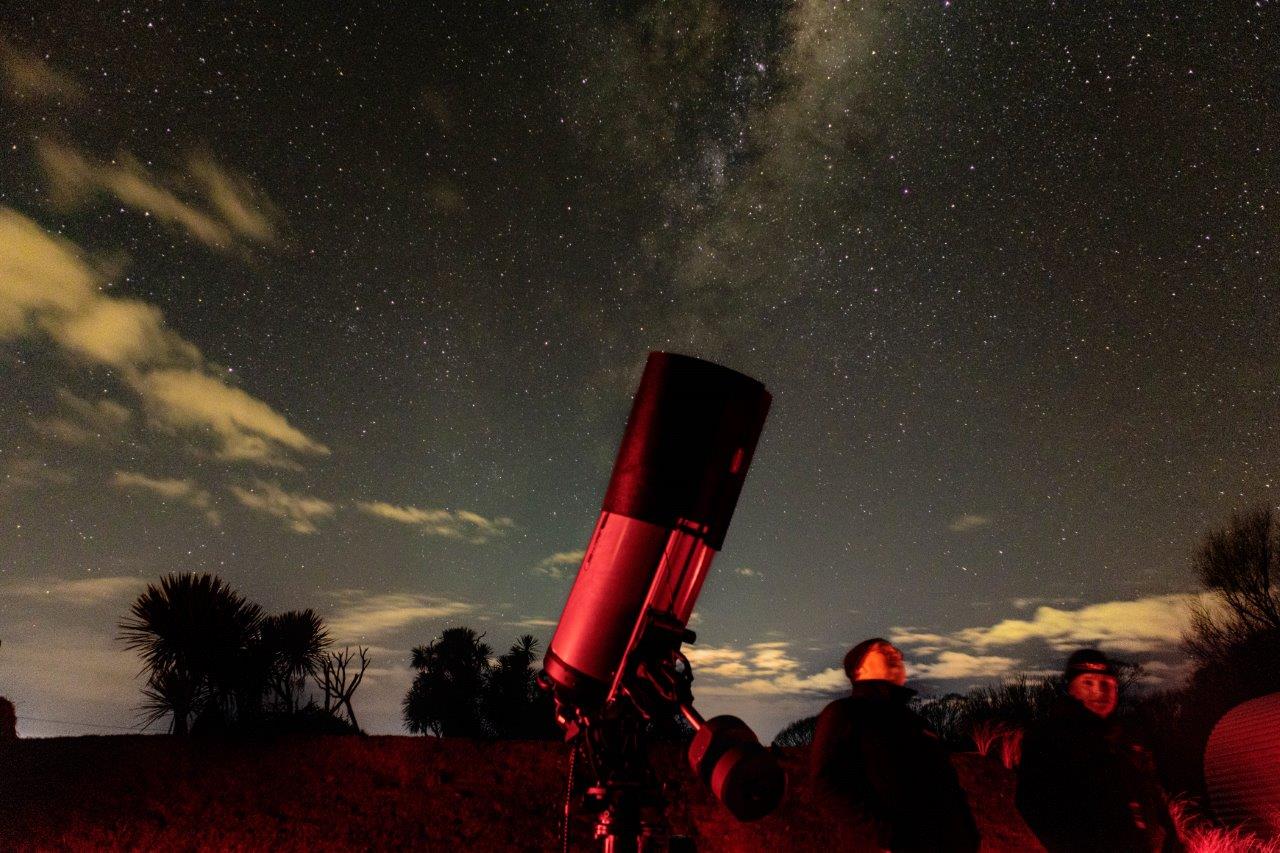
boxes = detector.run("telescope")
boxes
[541,352,784,851]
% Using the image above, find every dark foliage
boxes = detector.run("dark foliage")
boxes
[1189,508,1280,631]
[483,635,559,740]
[1150,506,1280,795]
[119,573,359,736]
[910,693,972,750]
[260,609,331,712]
[1185,507,1280,700]
[120,574,263,734]
[403,628,559,739]
[404,627,493,737]
[962,676,1062,730]
[771,714,816,747]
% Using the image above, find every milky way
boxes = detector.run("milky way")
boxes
[1,2,1276,738]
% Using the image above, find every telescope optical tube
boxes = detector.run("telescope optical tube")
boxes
[542,352,771,714]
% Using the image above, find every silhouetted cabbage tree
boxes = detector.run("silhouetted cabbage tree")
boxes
[403,627,493,737]
[261,609,331,712]
[483,635,558,739]
[403,628,558,739]
[120,573,354,735]
[120,573,263,734]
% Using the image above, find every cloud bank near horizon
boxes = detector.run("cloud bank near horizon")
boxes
[687,593,1207,697]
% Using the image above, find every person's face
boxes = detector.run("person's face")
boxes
[855,643,907,686]
[1068,673,1118,718]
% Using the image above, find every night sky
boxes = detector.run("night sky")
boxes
[1,2,1276,740]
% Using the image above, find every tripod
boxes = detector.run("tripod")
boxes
[552,621,782,851]
[557,624,699,852]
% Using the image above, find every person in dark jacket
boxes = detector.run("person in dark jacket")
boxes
[810,638,980,852]
[1016,649,1183,852]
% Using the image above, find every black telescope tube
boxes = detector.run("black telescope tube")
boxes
[542,352,771,712]
[602,352,771,550]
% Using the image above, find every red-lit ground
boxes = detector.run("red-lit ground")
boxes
[0,737,1041,851]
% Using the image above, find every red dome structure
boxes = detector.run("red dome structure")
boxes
[1204,692,1280,836]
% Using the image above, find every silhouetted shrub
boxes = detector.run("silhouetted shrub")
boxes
[771,715,816,747]
[910,693,971,750]
[0,697,15,739]
[120,573,361,736]
[403,627,492,737]
[404,629,559,739]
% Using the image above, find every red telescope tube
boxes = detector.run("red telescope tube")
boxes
[543,352,771,713]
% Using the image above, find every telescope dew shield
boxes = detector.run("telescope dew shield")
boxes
[544,352,771,711]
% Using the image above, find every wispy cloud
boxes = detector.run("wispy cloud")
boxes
[0,38,84,103]
[229,481,335,534]
[1010,595,1081,611]
[948,513,992,533]
[907,651,1024,681]
[325,591,476,641]
[0,209,327,468]
[0,575,144,605]
[534,549,584,579]
[684,641,846,696]
[135,369,330,467]
[37,140,278,252]
[890,593,1210,684]
[2,456,74,490]
[0,208,98,338]
[951,594,1199,654]
[111,470,220,526]
[505,616,558,629]
[30,388,131,445]
[357,501,514,543]
[188,153,278,243]
[3,630,140,717]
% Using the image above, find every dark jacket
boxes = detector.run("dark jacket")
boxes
[1016,696,1183,853]
[810,681,980,852]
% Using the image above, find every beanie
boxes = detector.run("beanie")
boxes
[843,638,889,682]
[1063,648,1117,683]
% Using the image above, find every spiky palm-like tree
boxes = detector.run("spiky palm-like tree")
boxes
[484,635,557,739]
[403,627,492,737]
[260,609,331,711]
[139,664,204,735]
[119,573,263,733]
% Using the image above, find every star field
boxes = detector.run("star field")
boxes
[0,1,1276,738]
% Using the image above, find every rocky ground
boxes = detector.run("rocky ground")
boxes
[0,736,1041,851]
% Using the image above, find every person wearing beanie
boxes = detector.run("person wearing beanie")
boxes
[1016,649,1183,852]
[809,638,980,852]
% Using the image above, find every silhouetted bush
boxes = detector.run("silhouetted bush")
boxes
[1125,507,1280,797]
[483,635,559,740]
[403,628,558,739]
[120,573,362,736]
[0,697,15,739]
[771,714,816,747]
[910,693,971,750]
[962,676,1061,731]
